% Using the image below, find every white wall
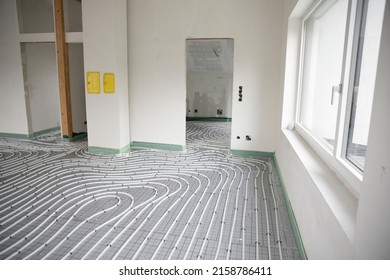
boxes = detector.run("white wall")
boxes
[82,0,129,151]
[0,0,30,136]
[22,42,60,133]
[354,1,390,259]
[17,0,54,34]
[128,0,285,150]
[276,0,390,259]
[64,0,83,32]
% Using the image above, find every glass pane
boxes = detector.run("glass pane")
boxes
[17,0,55,34]
[346,0,385,170]
[299,0,348,149]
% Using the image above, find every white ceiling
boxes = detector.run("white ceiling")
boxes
[186,39,234,73]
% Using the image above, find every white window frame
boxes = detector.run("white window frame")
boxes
[294,0,371,195]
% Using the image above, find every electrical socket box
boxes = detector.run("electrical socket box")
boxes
[103,73,115,94]
[87,72,100,94]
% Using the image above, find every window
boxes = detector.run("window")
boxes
[345,0,384,170]
[298,0,348,151]
[296,0,385,181]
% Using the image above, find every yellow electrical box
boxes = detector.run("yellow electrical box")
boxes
[87,72,100,94]
[103,73,115,94]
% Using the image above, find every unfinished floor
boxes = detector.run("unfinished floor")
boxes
[0,122,300,260]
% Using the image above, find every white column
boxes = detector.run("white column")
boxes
[82,0,130,153]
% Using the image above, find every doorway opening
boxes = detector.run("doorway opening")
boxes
[67,43,87,140]
[185,38,234,149]
[20,42,87,140]
[21,42,60,136]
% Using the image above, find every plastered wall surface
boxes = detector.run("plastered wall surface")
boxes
[63,0,83,32]
[354,1,390,259]
[17,0,54,34]
[128,0,285,150]
[82,0,129,150]
[0,0,30,136]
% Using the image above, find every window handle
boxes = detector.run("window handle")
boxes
[331,83,343,105]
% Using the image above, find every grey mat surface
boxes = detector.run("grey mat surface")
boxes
[0,122,299,260]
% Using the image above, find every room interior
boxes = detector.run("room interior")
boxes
[0,0,389,259]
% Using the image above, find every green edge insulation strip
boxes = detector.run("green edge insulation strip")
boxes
[230,149,307,260]
[272,155,308,260]
[230,149,275,158]
[0,128,89,142]
[131,141,185,152]
[31,126,61,138]
[88,142,184,155]
[0,126,61,139]
[88,141,185,154]
[88,143,131,155]
[186,117,232,122]
[0,132,30,139]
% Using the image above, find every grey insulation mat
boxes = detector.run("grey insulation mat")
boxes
[0,122,300,260]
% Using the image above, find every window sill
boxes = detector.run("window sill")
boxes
[282,128,358,242]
